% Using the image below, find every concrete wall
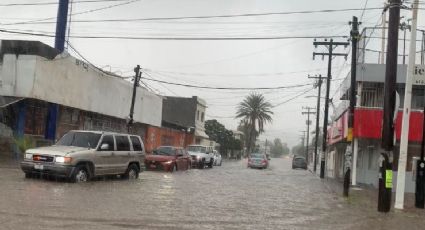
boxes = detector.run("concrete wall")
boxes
[355,142,417,193]
[0,54,162,127]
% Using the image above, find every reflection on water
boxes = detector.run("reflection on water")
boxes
[0,159,422,230]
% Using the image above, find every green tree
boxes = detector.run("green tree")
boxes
[205,119,240,155]
[235,93,273,154]
[270,138,284,157]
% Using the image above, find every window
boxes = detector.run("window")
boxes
[57,131,101,148]
[156,146,176,156]
[115,135,130,151]
[197,110,200,120]
[130,136,143,151]
[201,112,205,122]
[100,135,114,151]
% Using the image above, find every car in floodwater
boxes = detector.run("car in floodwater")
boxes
[247,153,269,169]
[145,146,191,172]
[187,145,214,169]
[20,130,145,182]
[292,156,307,170]
[213,150,222,166]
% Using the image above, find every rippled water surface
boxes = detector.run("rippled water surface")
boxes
[0,158,423,230]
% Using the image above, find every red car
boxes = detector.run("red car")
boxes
[145,146,191,172]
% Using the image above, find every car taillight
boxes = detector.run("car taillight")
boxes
[261,160,267,164]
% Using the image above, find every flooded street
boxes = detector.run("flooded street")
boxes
[0,158,423,230]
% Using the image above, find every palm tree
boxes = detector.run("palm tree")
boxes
[236,93,273,154]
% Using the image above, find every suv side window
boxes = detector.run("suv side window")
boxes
[115,135,130,151]
[130,136,143,151]
[99,135,114,151]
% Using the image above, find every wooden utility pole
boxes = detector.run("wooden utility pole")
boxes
[379,0,402,213]
[308,74,323,172]
[128,65,142,133]
[344,16,361,197]
[302,107,316,165]
[313,39,349,179]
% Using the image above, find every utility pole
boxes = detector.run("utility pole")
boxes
[308,74,323,172]
[313,39,349,179]
[344,16,361,197]
[379,0,401,213]
[416,106,425,208]
[395,0,419,210]
[300,131,306,156]
[45,0,69,141]
[380,2,387,64]
[302,107,316,165]
[55,0,69,52]
[128,65,142,133]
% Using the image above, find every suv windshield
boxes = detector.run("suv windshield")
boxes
[187,146,206,153]
[155,147,175,156]
[56,131,101,148]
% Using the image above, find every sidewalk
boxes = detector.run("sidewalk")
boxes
[308,164,424,215]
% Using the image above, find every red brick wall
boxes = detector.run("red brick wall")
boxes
[145,126,193,153]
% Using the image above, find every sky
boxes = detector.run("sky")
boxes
[1,0,424,148]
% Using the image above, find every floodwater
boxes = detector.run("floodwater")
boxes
[0,158,423,230]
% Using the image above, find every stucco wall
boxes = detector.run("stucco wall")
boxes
[0,54,162,127]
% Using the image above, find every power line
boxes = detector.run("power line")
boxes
[145,66,343,78]
[1,0,141,26]
[139,74,314,90]
[0,0,130,7]
[0,28,349,40]
[273,87,316,107]
[2,7,385,25]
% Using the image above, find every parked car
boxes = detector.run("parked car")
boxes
[20,130,145,182]
[187,145,214,169]
[292,156,307,170]
[247,153,269,169]
[213,150,222,166]
[145,146,191,172]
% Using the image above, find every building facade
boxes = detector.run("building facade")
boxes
[328,63,425,193]
[162,96,210,146]
[0,40,163,158]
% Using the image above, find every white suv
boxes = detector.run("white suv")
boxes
[21,130,145,182]
[187,145,213,169]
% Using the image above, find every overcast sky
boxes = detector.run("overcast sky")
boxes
[2,0,424,148]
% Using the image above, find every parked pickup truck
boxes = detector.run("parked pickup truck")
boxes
[187,145,214,169]
[20,130,145,182]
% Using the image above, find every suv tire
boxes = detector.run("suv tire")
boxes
[208,159,213,168]
[71,165,89,183]
[123,164,139,179]
[198,159,205,169]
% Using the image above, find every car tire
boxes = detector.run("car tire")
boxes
[219,160,222,166]
[208,159,213,168]
[24,172,32,178]
[199,160,205,169]
[170,163,177,173]
[123,164,139,179]
[71,165,89,183]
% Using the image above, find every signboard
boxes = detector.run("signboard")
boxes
[385,170,393,188]
[347,127,353,142]
[413,65,425,85]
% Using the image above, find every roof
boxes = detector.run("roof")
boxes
[68,130,139,136]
